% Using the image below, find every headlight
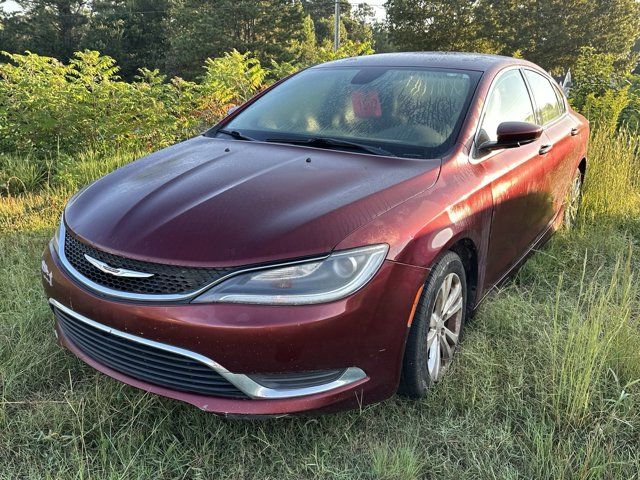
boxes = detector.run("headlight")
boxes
[192,244,388,305]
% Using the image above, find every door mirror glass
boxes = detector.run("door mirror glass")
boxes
[479,121,543,151]
[227,105,239,116]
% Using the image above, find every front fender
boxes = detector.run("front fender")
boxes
[335,155,493,302]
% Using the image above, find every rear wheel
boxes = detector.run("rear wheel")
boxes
[563,168,583,229]
[399,251,467,398]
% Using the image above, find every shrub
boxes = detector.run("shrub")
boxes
[569,47,631,130]
[197,50,268,124]
[0,51,196,155]
[0,44,372,169]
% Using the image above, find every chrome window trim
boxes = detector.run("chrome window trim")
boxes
[50,299,367,400]
[55,220,330,303]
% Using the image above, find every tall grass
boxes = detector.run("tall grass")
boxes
[581,127,640,225]
[549,251,637,428]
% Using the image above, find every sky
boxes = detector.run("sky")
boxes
[3,1,386,19]
[3,1,19,13]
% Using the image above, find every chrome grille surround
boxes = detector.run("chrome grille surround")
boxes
[60,223,234,299]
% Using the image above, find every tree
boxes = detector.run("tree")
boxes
[302,0,374,45]
[387,0,640,73]
[386,0,501,54]
[569,46,631,131]
[2,1,89,61]
[165,0,308,79]
[476,0,640,72]
[82,0,171,80]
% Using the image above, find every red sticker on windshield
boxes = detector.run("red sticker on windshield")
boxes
[352,90,382,118]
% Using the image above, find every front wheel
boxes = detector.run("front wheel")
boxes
[399,251,467,398]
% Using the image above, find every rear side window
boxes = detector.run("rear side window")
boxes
[478,69,535,144]
[552,83,567,114]
[524,70,564,125]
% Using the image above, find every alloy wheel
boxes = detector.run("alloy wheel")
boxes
[427,272,463,381]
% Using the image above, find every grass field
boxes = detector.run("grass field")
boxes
[1,128,640,479]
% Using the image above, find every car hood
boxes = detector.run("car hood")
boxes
[64,136,440,267]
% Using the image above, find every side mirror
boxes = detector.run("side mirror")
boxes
[227,105,240,116]
[479,121,543,151]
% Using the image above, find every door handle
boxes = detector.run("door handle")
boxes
[539,144,553,155]
[571,127,579,136]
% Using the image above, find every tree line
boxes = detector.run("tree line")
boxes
[2,0,639,80]
[0,0,379,80]
[386,0,640,74]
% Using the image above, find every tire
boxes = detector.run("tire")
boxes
[563,168,583,229]
[399,251,467,398]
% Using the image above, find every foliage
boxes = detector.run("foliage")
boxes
[0,45,370,186]
[0,0,89,61]
[302,0,375,46]
[569,47,632,131]
[0,49,274,159]
[386,0,640,74]
[165,0,309,80]
[82,0,171,79]
[1,0,375,81]
[273,17,374,79]
[620,75,640,132]
[0,50,196,156]
[386,0,502,54]
[197,50,267,124]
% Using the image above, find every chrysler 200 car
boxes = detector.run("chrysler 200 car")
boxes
[42,53,588,415]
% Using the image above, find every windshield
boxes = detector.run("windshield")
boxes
[210,66,481,158]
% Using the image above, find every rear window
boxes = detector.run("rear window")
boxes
[214,66,481,158]
[523,70,564,125]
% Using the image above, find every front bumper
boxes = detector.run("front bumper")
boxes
[42,242,426,415]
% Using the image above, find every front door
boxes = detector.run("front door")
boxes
[475,68,555,287]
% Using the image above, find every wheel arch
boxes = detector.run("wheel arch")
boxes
[447,237,479,310]
[414,232,481,311]
[578,157,587,180]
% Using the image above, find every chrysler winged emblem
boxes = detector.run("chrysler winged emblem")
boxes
[84,254,154,278]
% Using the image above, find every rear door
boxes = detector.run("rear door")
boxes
[475,68,552,287]
[523,69,581,218]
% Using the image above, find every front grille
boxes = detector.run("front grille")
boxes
[55,307,248,399]
[63,230,234,296]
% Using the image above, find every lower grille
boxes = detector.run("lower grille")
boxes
[55,307,248,399]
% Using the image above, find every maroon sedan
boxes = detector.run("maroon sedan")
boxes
[42,53,588,416]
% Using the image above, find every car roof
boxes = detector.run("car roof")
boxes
[315,52,536,73]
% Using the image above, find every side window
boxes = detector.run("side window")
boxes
[552,83,567,114]
[477,69,536,145]
[524,70,564,125]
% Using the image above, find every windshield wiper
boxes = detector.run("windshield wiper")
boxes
[217,129,256,141]
[265,136,394,157]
